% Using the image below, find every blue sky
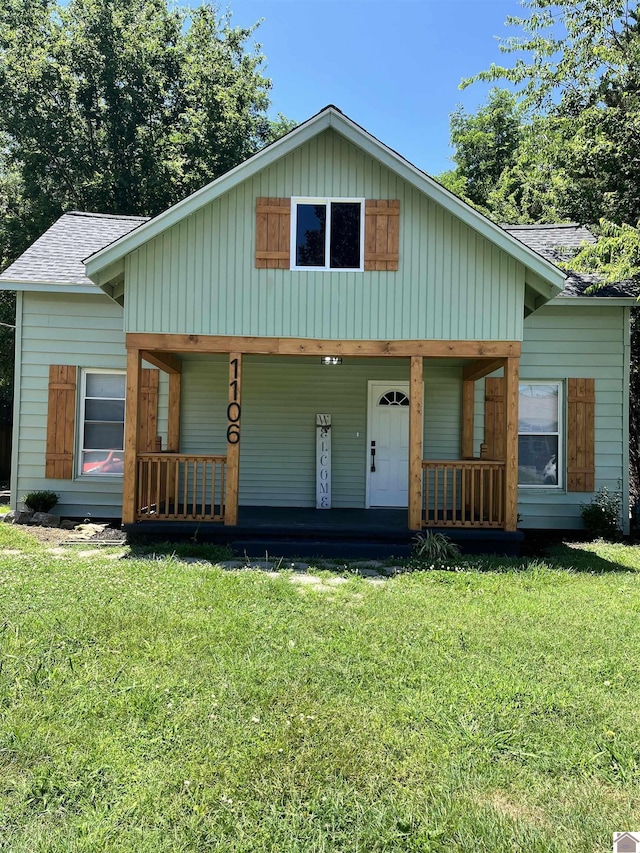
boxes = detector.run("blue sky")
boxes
[225,0,526,176]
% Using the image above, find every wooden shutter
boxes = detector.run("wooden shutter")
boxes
[364,199,400,271]
[567,378,595,492]
[45,365,77,479]
[255,198,290,268]
[139,368,159,452]
[484,377,504,461]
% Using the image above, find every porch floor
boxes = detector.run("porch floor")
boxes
[125,506,523,558]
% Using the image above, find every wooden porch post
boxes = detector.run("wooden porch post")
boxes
[123,347,141,525]
[408,355,423,530]
[225,352,242,525]
[504,356,520,531]
[461,379,474,459]
[167,372,181,452]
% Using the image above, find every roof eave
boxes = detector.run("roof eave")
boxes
[551,295,638,306]
[0,279,101,294]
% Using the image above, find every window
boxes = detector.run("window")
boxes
[291,197,364,270]
[79,370,125,476]
[378,391,409,407]
[518,382,562,487]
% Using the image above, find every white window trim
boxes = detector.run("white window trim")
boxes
[290,197,365,271]
[78,368,126,478]
[518,380,563,490]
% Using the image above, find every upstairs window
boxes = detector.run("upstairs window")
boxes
[291,198,364,270]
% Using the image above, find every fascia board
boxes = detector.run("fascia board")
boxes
[85,111,334,280]
[0,280,101,294]
[327,111,566,294]
[551,296,638,306]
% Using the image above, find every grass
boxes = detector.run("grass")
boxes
[1,527,640,851]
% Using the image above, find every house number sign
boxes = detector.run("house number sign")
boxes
[316,414,331,509]
[227,357,241,444]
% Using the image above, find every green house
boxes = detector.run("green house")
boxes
[0,106,634,546]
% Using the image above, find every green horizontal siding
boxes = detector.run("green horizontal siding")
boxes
[501,305,625,530]
[125,129,525,342]
[15,292,167,518]
[179,355,462,508]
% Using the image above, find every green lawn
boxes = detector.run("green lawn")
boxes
[1,526,639,852]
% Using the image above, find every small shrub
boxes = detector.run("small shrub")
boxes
[580,486,622,538]
[22,490,59,513]
[410,531,461,567]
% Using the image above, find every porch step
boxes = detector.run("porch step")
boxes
[124,506,523,558]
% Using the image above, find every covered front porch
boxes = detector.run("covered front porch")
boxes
[123,334,521,535]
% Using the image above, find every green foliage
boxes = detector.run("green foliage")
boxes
[457,1,640,228]
[562,218,640,284]
[0,0,292,425]
[580,486,623,538]
[0,0,290,257]
[461,0,637,109]
[445,88,523,211]
[22,490,59,513]
[410,530,461,566]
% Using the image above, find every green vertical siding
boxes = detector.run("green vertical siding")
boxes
[474,304,628,530]
[125,129,525,342]
[15,292,168,517]
[179,355,462,508]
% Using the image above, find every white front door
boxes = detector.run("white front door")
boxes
[367,382,410,507]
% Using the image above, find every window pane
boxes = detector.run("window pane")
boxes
[518,435,558,485]
[86,373,125,399]
[84,422,124,451]
[82,450,124,475]
[296,204,326,266]
[330,202,361,268]
[519,384,558,432]
[85,399,125,422]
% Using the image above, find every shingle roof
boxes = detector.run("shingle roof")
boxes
[0,211,148,287]
[503,223,639,298]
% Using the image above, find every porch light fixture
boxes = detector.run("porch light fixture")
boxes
[320,356,342,366]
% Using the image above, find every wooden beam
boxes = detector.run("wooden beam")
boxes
[408,356,423,530]
[461,379,475,459]
[503,356,520,532]
[225,352,242,526]
[126,332,521,360]
[168,372,181,452]
[141,350,182,374]
[462,358,504,383]
[123,348,141,525]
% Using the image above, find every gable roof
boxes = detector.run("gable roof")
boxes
[84,105,567,298]
[0,211,147,293]
[504,223,640,300]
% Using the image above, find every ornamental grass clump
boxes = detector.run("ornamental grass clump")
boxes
[409,531,461,569]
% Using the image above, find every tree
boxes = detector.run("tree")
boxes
[458,1,640,228]
[445,88,523,212]
[462,0,639,110]
[455,1,640,504]
[0,0,292,435]
[0,0,293,266]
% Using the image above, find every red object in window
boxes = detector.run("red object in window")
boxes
[83,450,124,474]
